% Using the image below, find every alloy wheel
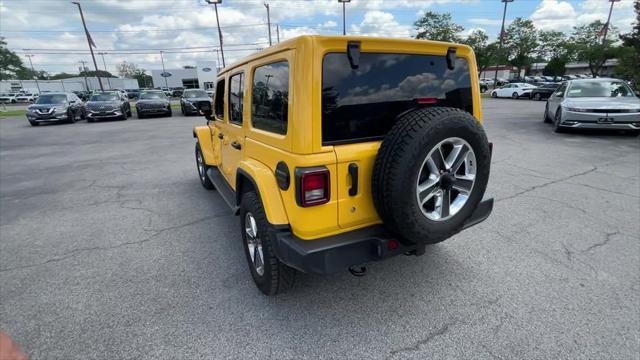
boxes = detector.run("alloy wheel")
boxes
[416,137,476,221]
[196,149,205,182]
[244,212,265,276]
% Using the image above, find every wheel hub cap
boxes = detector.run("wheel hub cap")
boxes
[416,137,477,221]
[244,212,264,276]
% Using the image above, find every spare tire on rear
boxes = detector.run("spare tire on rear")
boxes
[372,107,491,245]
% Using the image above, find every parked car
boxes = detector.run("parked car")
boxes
[15,92,38,102]
[496,78,509,86]
[25,92,84,126]
[0,93,17,103]
[544,78,640,134]
[136,90,171,118]
[479,78,494,86]
[530,83,561,101]
[126,89,140,99]
[72,90,89,101]
[84,91,131,122]
[171,87,184,97]
[193,35,493,295]
[490,83,537,99]
[180,89,212,116]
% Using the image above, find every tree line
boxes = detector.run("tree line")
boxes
[414,1,639,86]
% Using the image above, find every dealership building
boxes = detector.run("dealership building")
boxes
[0,77,139,93]
[151,61,217,90]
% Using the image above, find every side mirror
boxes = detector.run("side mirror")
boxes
[635,90,640,97]
[555,92,564,98]
[200,102,213,121]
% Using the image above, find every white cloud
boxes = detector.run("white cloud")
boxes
[350,10,412,38]
[530,0,577,31]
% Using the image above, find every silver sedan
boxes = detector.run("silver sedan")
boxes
[544,78,640,133]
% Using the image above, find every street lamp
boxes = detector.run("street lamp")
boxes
[205,0,225,68]
[601,0,621,45]
[492,0,514,89]
[24,54,41,93]
[264,2,272,46]
[338,0,351,36]
[159,51,169,90]
[97,52,111,89]
[72,1,104,91]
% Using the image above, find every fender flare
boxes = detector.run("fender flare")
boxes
[236,160,289,227]
[193,126,216,165]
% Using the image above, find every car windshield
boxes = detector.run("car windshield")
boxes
[35,94,66,104]
[140,92,166,99]
[184,90,208,98]
[90,93,119,101]
[567,81,635,98]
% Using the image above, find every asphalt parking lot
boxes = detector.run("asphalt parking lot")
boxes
[1,99,638,359]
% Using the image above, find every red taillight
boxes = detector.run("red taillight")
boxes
[387,239,399,250]
[297,167,330,207]
[416,97,438,104]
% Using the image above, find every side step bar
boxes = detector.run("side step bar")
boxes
[206,167,239,214]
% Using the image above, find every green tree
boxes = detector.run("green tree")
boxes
[543,57,566,76]
[461,29,498,74]
[414,11,464,42]
[116,61,152,87]
[537,30,570,61]
[569,20,618,77]
[503,18,539,77]
[616,0,639,87]
[0,37,29,80]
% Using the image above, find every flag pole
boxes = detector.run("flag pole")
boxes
[72,1,103,91]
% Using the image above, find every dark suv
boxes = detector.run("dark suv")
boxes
[136,90,172,118]
[180,89,212,116]
[84,91,131,122]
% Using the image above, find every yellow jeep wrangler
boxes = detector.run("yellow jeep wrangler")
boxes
[194,35,493,295]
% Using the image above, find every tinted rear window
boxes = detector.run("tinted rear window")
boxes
[322,53,472,144]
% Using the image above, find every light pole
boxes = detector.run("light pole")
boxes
[602,0,621,45]
[205,0,225,68]
[159,51,169,90]
[264,2,272,46]
[72,1,104,91]
[98,52,111,89]
[79,60,89,91]
[339,0,351,35]
[493,0,514,89]
[24,54,41,93]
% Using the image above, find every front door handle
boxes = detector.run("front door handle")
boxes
[231,141,241,150]
[217,132,224,139]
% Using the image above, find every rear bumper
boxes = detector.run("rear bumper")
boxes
[273,198,493,274]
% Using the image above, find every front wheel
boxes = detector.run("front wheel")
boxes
[554,108,565,133]
[195,143,214,190]
[512,92,519,99]
[240,191,296,295]
[491,91,497,98]
[533,93,542,101]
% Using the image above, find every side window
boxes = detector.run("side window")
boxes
[214,79,225,118]
[556,83,567,96]
[229,73,244,125]
[251,61,289,135]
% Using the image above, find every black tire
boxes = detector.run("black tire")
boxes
[533,93,542,101]
[511,92,519,99]
[29,120,39,126]
[166,107,172,117]
[491,91,497,98]
[67,110,77,123]
[181,104,186,116]
[195,143,214,190]
[127,107,132,117]
[372,107,491,245]
[137,111,144,119]
[240,191,296,295]
[554,108,565,133]
[543,103,552,123]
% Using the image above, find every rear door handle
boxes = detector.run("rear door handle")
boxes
[231,141,241,150]
[217,132,224,139]
[348,163,358,196]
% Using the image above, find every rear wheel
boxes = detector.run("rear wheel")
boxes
[240,191,296,295]
[491,91,497,98]
[372,107,491,245]
[511,92,519,99]
[533,93,542,101]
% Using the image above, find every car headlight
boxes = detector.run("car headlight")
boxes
[564,107,589,113]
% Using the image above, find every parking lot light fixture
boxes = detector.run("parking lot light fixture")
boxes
[338,0,351,36]
[493,0,514,89]
[24,54,41,93]
[205,0,225,68]
[159,51,169,90]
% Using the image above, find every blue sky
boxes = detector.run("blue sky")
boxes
[0,0,635,74]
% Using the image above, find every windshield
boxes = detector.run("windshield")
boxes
[90,93,119,101]
[567,81,635,98]
[184,90,208,98]
[35,94,66,104]
[140,92,166,99]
